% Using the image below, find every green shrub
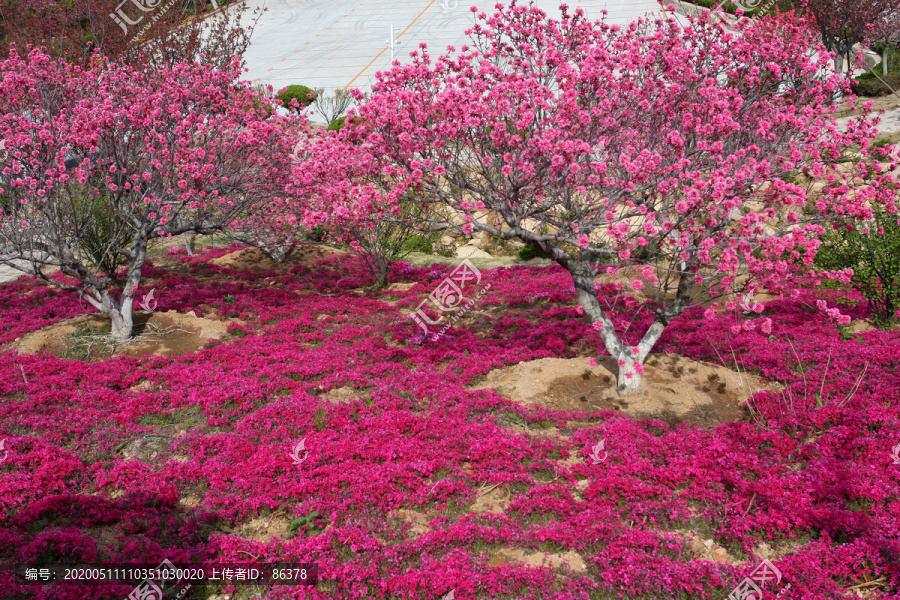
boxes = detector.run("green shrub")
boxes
[679,0,777,15]
[851,74,900,97]
[518,244,547,261]
[814,207,900,328]
[277,85,317,111]
[401,234,433,254]
[634,244,660,262]
[342,200,436,288]
[327,116,346,131]
[71,188,131,282]
[305,225,328,243]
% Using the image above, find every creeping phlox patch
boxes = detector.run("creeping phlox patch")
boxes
[0,247,898,599]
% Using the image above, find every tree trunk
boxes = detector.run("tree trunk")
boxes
[568,258,665,396]
[182,232,194,256]
[103,227,148,342]
[830,53,845,106]
[98,288,135,342]
[616,353,642,396]
[108,305,133,341]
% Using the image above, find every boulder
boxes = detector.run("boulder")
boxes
[455,245,492,259]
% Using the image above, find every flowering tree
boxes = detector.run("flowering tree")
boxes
[0,0,262,71]
[294,2,898,395]
[0,49,299,341]
[800,0,898,74]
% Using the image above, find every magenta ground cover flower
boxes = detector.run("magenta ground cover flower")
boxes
[0,247,897,599]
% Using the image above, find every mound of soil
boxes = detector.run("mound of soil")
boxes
[14,310,235,360]
[472,354,776,427]
[208,245,345,273]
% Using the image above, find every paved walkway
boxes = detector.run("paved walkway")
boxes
[0,259,35,284]
[876,107,900,134]
[239,0,667,95]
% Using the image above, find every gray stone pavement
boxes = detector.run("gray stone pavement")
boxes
[0,259,35,284]
[875,107,900,134]
[239,0,667,99]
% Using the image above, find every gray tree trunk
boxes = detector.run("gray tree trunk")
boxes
[569,259,669,396]
[78,228,148,342]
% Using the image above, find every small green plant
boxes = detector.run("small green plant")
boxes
[64,322,114,361]
[814,207,900,328]
[314,409,328,430]
[288,511,323,538]
[277,84,318,111]
[518,244,547,261]
[340,199,438,288]
[228,326,252,339]
[851,74,900,97]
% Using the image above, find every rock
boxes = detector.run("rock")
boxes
[711,547,729,562]
[440,235,457,246]
[755,541,773,559]
[128,379,154,393]
[119,435,170,461]
[470,231,492,249]
[455,245,492,259]
[690,537,708,554]
[847,320,876,334]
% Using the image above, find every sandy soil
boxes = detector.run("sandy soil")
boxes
[14,310,235,360]
[209,245,345,273]
[471,354,777,428]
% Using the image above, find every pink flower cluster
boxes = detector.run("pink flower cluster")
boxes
[0,248,897,599]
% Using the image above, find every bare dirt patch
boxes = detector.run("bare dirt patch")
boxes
[208,245,345,273]
[472,355,775,428]
[235,514,292,542]
[485,548,587,573]
[319,386,362,404]
[390,509,435,536]
[378,282,418,306]
[14,310,236,360]
[469,483,514,514]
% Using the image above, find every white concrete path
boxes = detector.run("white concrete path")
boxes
[239,0,667,93]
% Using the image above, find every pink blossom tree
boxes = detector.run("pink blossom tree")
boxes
[800,0,898,75]
[294,2,898,395]
[0,49,299,340]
